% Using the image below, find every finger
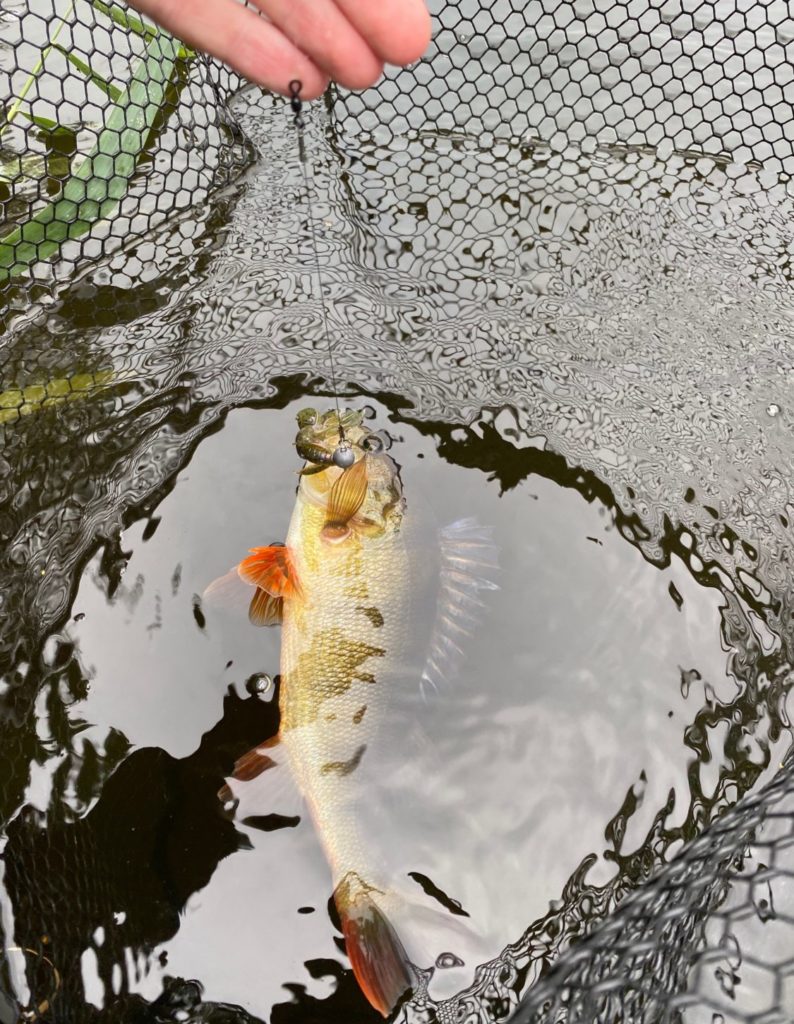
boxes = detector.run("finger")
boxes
[335,0,432,66]
[128,0,329,98]
[253,0,384,91]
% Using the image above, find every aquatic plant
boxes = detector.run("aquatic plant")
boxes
[0,368,116,424]
[0,0,192,284]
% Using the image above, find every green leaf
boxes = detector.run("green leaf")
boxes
[1,105,79,148]
[87,1,195,61]
[16,111,61,132]
[0,151,47,185]
[0,33,183,282]
[0,368,116,425]
[53,43,122,101]
[88,0,158,40]
[3,1,76,131]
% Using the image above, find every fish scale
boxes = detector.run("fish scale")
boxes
[280,477,415,886]
[216,408,495,1015]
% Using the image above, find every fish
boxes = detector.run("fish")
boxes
[210,407,498,1016]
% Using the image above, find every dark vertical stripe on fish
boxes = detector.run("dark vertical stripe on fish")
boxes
[320,744,367,776]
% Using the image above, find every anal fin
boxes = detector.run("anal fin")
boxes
[218,736,303,821]
[218,736,278,802]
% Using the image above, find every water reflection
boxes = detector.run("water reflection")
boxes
[2,685,278,1021]
[2,398,787,1022]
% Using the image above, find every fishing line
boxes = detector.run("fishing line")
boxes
[288,80,352,461]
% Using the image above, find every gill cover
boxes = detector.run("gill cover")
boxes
[321,457,369,543]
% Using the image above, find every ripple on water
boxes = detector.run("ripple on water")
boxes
[1,399,789,1021]
[2,94,794,1021]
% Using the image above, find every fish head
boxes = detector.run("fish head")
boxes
[294,408,404,545]
[295,407,365,463]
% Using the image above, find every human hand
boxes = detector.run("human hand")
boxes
[126,0,431,99]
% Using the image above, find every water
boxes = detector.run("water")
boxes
[3,76,794,1023]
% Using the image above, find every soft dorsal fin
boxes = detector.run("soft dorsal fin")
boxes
[238,545,301,599]
[421,518,499,699]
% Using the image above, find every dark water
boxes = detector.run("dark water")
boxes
[3,80,794,1024]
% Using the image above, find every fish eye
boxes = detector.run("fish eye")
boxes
[361,433,387,453]
[296,408,317,428]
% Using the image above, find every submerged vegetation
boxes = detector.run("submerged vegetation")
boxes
[0,368,116,423]
[0,0,192,284]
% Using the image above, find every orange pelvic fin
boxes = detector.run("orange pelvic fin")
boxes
[335,874,413,1017]
[238,545,301,600]
[249,587,283,626]
[323,457,368,541]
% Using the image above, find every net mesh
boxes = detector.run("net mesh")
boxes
[336,0,794,170]
[2,1,794,1022]
[514,750,794,1024]
[0,0,252,328]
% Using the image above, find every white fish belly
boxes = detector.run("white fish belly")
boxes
[279,498,414,881]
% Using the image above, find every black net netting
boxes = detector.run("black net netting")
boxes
[0,0,252,325]
[3,1,794,1023]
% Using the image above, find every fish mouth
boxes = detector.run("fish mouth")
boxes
[295,407,389,468]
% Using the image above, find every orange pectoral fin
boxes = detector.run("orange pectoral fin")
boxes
[203,568,252,614]
[238,545,301,600]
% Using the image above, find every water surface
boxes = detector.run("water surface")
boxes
[2,72,794,1024]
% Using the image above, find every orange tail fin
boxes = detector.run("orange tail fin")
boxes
[335,874,413,1017]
